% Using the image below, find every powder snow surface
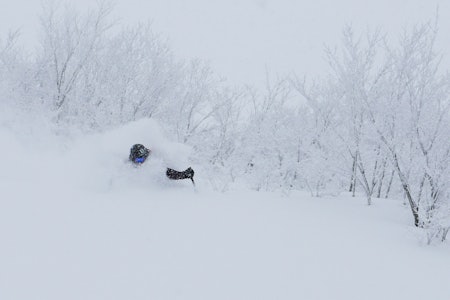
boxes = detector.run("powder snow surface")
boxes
[0,119,449,300]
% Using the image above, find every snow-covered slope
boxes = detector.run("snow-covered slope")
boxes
[0,119,449,300]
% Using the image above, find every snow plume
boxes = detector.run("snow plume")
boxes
[62,118,195,192]
[0,112,195,195]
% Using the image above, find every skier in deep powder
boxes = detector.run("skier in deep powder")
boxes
[128,144,195,185]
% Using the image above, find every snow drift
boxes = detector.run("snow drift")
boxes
[1,115,450,300]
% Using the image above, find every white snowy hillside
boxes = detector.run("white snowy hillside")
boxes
[1,1,450,299]
[1,118,449,300]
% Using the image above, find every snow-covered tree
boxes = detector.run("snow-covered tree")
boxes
[364,22,450,241]
[38,1,114,124]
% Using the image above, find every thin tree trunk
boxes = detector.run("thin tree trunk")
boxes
[442,228,449,242]
[392,153,420,227]
[377,159,387,198]
[384,169,395,199]
[349,155,357,193]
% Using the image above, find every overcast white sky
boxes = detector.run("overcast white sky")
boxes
[1,0,449,86]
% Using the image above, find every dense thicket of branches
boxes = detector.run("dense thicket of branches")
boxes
[1,3,449,243]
